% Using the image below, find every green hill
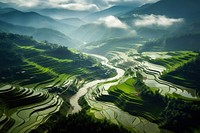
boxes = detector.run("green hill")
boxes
[0,20,78,48]
[0,8,76,35]
[125,0,200,21]
[139,33,200,52]
[0,33,115,87]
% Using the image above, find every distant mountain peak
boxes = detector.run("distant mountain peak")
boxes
[84,5,135,22]
[0,2,10,8]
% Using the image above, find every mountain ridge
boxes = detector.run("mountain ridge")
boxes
[84,5,134,22]
[0,20,78,48]
[123,0,200,21]
[0,8,76,35]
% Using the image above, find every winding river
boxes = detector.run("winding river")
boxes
[69,54,161,132]
[69,53,125,113]
[69,53,198,132]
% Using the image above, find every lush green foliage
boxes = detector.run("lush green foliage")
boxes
[144,51,200,90]
[98,73,166,122]
[0,33,115,86]
[161,53,200,90]
[0,33,118,132]
[148,52,198,72]
[139,33,200,52]
[31,109,129,133]
[98,72,200,132]
[84,37,143,55]
[160,96,200,132]
[0,85,63,133]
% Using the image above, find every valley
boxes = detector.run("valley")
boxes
[1,32,200,132]
[0,33,116,132]
[79,50,200,132]
[1,0,200,132]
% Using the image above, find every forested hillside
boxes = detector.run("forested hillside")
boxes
[0,33,115,86]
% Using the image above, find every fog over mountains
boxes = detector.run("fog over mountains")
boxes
[0,0,200,51]
[1,1,200,133]
[0,0,159,11]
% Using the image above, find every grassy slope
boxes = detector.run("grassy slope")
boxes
[145,51,200,90]
[161,54,200,90]
[98,77,166,122]
[0,33,117,132]
[97,73,200,132]
[139,33,200,52]
[31,107,129,133]
[147,51,198,72]
[83,37,143,55]
[0,33,115,88]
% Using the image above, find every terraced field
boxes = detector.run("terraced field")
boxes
[70,54,161,132]
[0,85,63,133]
[11,46,113,88]
[139,51,200,97]
[0,33,116,132]
[85,77,161,133]
[137,63,198,98]
[146,51,198,73]
[79,51,200,132]
[0,33,115,88]
[1,33,200,132]
[107,50,199,98]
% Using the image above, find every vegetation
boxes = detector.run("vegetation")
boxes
[161,53,200,90]
[83,37,143,55]
[97,73,166,122]
[160,97,200,132]
[97,72,200,132]
[0,33,116,132]
[0,85,63,133]
[1,0,200,132]
[139,33,200,52]
[31,102,129,133]
[0,33,115,87]
[143,51,200,91]
[146,51,198,72]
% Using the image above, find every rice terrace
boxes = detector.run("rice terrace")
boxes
[0,0,200,133]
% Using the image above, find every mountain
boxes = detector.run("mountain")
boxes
[70,23,135,43]
[136,27,169,39]
[0,32,116,132]
[0,7,17,14]
[139,21,200,52]
[118,0,200,32]
[123,0,200,21]
[139,33,200,52]
[0,32,112,83]
[171,21,200,36]
[0,8,76,35]
[0,20,35,35]
[116,0,200,52]
[59,18,86,27]
[84,5,134,22]
[31,28,79,48]
[0,20,78,48]
[82,37,143,55]
[0,2,10,8]
[36,8,91,19]
[0,2,27,11]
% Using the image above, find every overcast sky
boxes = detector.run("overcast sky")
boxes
[2,0,159,11]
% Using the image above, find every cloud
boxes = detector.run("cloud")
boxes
[96,15,137,36]
[5,0,40,7]
[1,0,100,11]
[98,16,128,29]
[2,0,160,11]
[59,3,99,11]
[103,0,159,7]
[133,14,184,27]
